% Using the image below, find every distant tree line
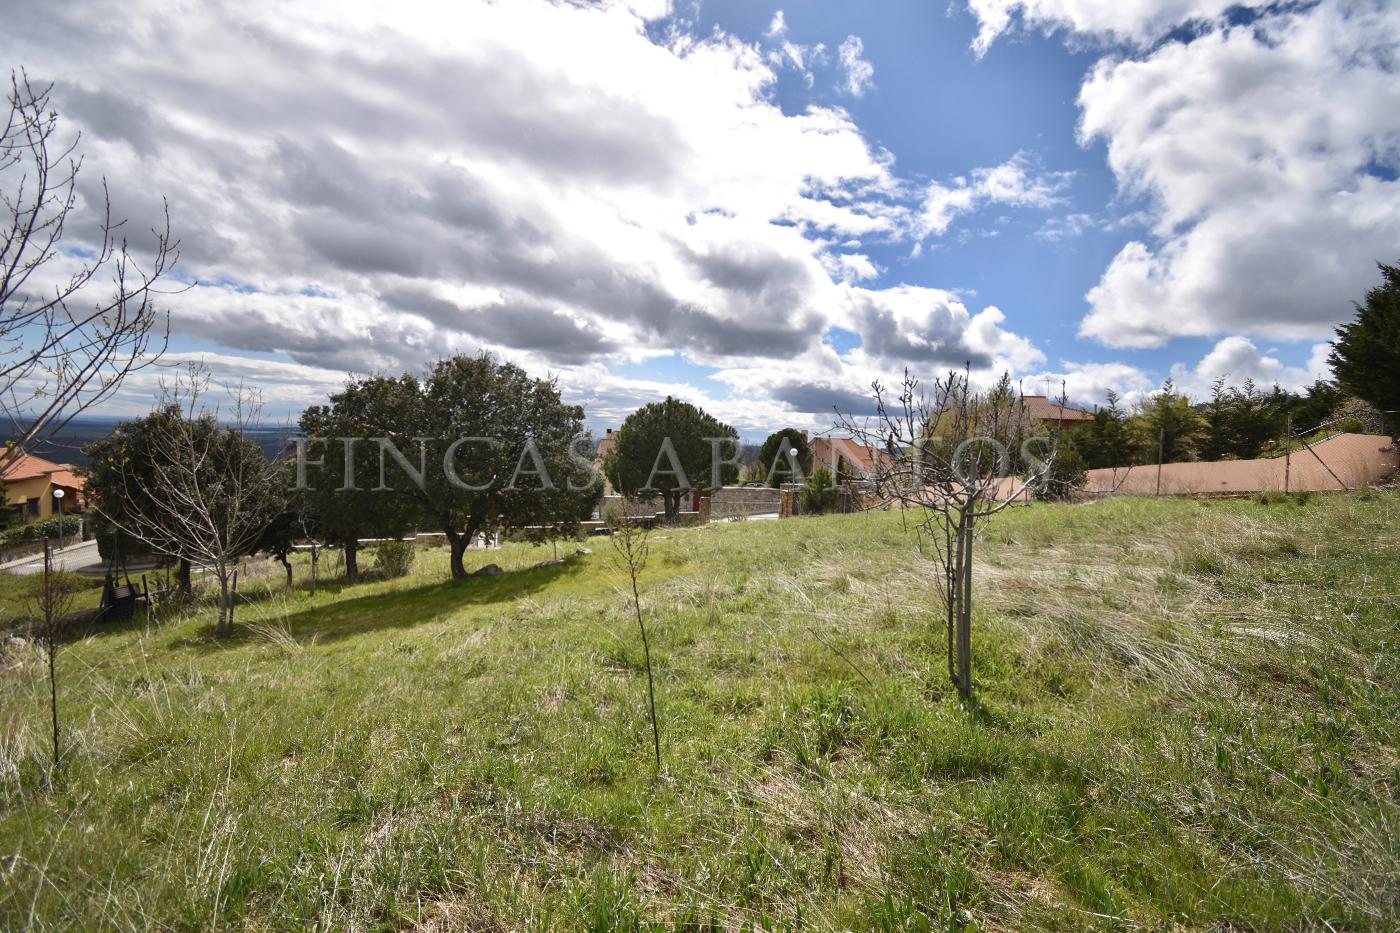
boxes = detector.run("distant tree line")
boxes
[1063,259,1400,469]
[1061,377,1387,471]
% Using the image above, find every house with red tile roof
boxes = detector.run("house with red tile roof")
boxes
[1019,396,1095,431]
[595,428,617,461]
[1,450,86,524]
[808,435,892,479]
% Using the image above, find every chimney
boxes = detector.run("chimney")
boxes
[606,428,613,435]
[801,430,808,441]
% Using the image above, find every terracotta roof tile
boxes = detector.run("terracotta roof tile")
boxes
[1021,396,1094,423]
[1,451,70,482]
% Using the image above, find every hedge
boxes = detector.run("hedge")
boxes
[0,515,83,548]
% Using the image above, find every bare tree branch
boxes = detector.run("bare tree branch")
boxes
[1,69,180,471]
[95,365,285,636]
[834,367,1058,697]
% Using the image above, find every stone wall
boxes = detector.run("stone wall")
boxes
[598,487,782,522]
[710,485,782,518]
[599,494,663,519]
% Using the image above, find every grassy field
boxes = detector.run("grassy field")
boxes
[1,493,1397,930]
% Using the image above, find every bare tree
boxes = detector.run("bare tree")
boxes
[1,69,178,471]
[836,369,1057,698]
[607,504,661,772]
[31,541,76,782]
[103,366,285,637]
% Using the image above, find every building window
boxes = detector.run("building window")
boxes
[24,497,41,520]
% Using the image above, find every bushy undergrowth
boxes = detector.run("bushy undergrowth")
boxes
[373,539,416,579]
[0,493,1397,929]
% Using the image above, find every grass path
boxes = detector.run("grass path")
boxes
[1,494,1397,930]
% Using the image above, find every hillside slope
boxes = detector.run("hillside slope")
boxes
[2,493,1397,930]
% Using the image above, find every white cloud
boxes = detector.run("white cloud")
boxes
[1074,2,1400,348]
[1169,336,1332,399]
[918,152,1072,238]
[760,9,829,89]
[966,0,1239,55]
[90,352,355,420]
[1034,212,1096,241]
[1025,360,1157,407]
[841,285,1046,371]
[822,252,882,283]
[838,36,876,97]
[4,0,1048,422]
[1028,335,1332,414]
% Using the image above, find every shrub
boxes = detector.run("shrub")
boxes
[0,515,83,548]
[374,540,415,578]
[800,468,843,515]
[94,527,159,561]
[1036,442,1087,501]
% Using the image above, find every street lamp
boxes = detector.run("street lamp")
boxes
[52,488,65,550]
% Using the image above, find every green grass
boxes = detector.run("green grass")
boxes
[2,494,1398,930]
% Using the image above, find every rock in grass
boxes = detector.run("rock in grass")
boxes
[471,563,503,576]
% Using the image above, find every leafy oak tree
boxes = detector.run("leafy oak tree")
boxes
[298,375,423,580]
[87,372,284,636]
[309,355,594,580]
[83,404,200,595]
[604,397,739,518]
[1330,260,1400,440]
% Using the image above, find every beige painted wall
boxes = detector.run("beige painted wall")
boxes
[1083,433,1397,497]
[3,474,59,521]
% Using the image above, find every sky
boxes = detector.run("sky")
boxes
[4,0,1398,439]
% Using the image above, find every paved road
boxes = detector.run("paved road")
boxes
[0,540,104,576]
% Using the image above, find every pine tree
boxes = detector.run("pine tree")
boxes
[1131,380,1204,464]
[604,397,740,517]
[1330,261,1400,439]
[1067,390,1135,468]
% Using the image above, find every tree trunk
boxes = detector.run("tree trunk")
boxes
[447,529,468,580]
[447,518,484,580]
[229,569,239,631]
[215,571,230,637]
[278,553,293,587]
[947,518,960,685]
[344,540,359,580]
[175,558,192,596]
[664,490,680,519]
[956,510,974,699]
